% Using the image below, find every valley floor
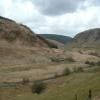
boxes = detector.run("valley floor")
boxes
[0,48,100,100]
[0,63,100,100]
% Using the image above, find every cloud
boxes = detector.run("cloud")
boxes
[87,0,100,6]
[34,5,100,36]
[0,0,47,33]
[0,0,36,22]
[33,0,84,16]
[0,0,100,37]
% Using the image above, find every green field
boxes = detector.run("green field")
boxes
[0,65,100,100]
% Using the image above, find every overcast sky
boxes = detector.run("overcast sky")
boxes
[0,0,100,37]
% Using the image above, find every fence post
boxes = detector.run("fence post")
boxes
[75,94,78,100]
[88,89,92,100]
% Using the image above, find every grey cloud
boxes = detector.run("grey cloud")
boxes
[33,0,84,16]
[92,0,100,6]
[85,0,100,6]
[0,0,100,37]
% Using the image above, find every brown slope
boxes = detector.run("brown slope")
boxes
[0,16,59,65]
[68,28,100,48]
[0,16,58,48]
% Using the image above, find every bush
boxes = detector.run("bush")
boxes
[78,50,83,54]
[62,68,71,76]
[22,78,29,85]
[32,80,46,94]
[66,57,75,62]
[85,60,100,67]
[54,73,59,78]
[50,57,65,62]
[73,67,84,73]
[85,61,90,64]
[85,61,95,66]
[89,52,99,57]
[96,61,100,66]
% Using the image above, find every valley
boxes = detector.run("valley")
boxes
[0,16,100,100]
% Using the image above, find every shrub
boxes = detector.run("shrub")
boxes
[22,77,29,85]
[85,60,100,67]
[78,50,83,54]
[96,61,100,66]
[89,62,95,66]
[89,52,99,57]
[54,73,59,78]
[66,57,75,62]
[50,57,60,62]
[32,80,46,94]
[50,57,65,62]
[85,61,90,64]
[85,61,95,66]
[62,68,71,76]
[73,67,84,73]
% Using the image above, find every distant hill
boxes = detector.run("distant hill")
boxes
[38,34,72,44]
[68,28,100,48]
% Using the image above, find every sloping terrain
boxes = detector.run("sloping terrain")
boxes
[0,16,58,48]
[0,16,60,65]
[0,16,100,100]
[0,16,69,82]
[68,28,100,48]
[39,34,72,44]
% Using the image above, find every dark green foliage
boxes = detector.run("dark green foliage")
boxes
[73,67,84,73]
[54,73,59,78]
[85,61,100,66]
[62,68,71,76]
[22,78,29,85]
[96,61,100,66]
[37,35,58,48]
[65,57,75,62]
[85,61,90,64]
[50,57,65,62]
[38,34,72,44]
[78,50,83,54]
[32,80,46,94]
[85,61,95,66]
[89,52,99,57]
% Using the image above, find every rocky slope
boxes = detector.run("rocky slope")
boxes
[68,28,100,48]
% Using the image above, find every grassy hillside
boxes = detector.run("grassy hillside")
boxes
[0,64,100,100]
[38,34,72,44]
[68,28,100,48]
[0,17,100,100]
[0,48,100,100]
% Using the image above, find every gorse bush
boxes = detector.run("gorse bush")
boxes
[62,68,71,76]
[89,52,99,57]
[50,57,65,62]
[66,57,75,62]
[73,67,84,73]
[32,80,46,94]
[96,61,100,66]
[85,61,95,66]
[54,72,59,78]
[85,61,100,66]
[22,77,29,85]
